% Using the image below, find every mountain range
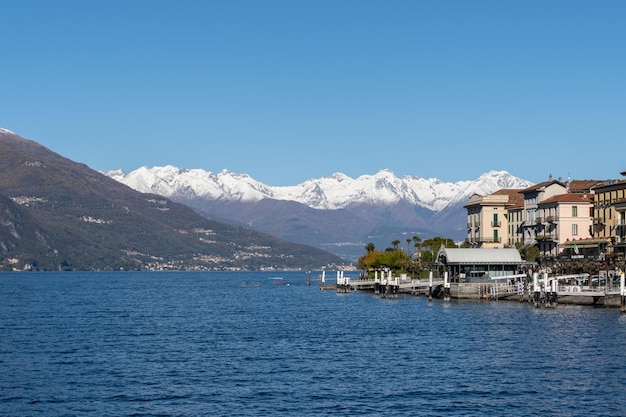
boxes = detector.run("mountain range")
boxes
[0,128,344,271]
[106,166,534,260]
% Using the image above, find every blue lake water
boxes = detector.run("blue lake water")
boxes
[1,271,626,416]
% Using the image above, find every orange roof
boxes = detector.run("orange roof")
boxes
[521,180,564,193]
[568,180,603,192]
[492,188,524,208]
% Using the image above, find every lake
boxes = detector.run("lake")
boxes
[2,271,626,416]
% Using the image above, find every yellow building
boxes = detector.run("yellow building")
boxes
[465,189,524,248]
[591,172,626,259]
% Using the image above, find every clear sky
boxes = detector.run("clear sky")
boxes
[2,0,625,186]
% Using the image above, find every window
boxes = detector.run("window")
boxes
[572,224,578,236]
[572,206,578,217]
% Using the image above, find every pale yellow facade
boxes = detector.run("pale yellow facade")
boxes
[465,191,522,249]
[592,178,626,257]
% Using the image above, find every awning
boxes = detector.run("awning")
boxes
[560,240,607,249]
[489,274,526,281]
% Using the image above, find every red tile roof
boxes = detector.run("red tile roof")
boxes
[539,193,593,205]
[492,188,524,208]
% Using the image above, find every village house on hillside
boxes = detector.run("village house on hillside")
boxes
[465,171,626,261]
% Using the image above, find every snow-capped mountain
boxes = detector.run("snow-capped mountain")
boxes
[106,167,532,213]
[105,167,533,261]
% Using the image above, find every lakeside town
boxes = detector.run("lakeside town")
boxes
[342,170,626,309]
[464,170,626,266]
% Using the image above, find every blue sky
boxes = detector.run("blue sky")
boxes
[2,1,625,186]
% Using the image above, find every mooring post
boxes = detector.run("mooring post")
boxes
[393,276,399,298]
[428,270,433,301]
[619,272,626,313]
[541,272,550,308]
[444,271,450,302]
[374,270,380,294]
[552,278,558,308]
[533,272,540,308]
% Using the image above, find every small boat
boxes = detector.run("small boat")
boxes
[241,282,260,288]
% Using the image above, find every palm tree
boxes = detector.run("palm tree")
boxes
[412,235,422,257]
[406,238,412,253]
[392,240,400,250]
[365,242,375,253]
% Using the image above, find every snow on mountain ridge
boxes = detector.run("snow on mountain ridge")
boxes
[104,167,533,212]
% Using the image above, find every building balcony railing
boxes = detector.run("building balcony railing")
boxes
[476,237,501,243]
[491,221,501,227]
[547,216,557,223]
[521,221,541,229]
[536,234,559,242]
[615,220,626,229]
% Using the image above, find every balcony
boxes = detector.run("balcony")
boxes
[547,216,557,223]
[477,236,501,243]
[536,234,559,242]
[491,221,501,227]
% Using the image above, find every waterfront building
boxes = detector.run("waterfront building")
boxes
[464,189,524,248]
[591,171,626,259]
[465,175,606,259]
[535,193,594,258]
[520,177,568,247]
[436,247,525,282]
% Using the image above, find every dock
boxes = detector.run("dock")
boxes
[316,269,626,310]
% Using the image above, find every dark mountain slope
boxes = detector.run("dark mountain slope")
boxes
[0,130,344,270]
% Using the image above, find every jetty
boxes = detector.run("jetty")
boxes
[319,268,626,309]
[318,269,445,299]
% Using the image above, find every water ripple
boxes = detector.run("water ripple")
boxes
[2,271,626,416]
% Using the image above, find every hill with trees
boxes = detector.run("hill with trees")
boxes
[0,129,344,271]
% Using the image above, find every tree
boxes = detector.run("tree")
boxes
[417,236,456,264]
[412,235,422,255]
[392,240,400,250]
[357,249,412,276]
[406,238,412,253]
[365,242,375,253]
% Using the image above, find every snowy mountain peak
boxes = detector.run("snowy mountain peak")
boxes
[105,166,533,212]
